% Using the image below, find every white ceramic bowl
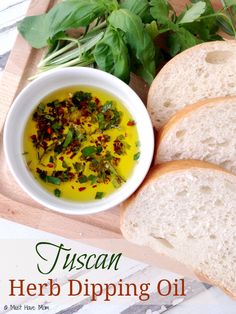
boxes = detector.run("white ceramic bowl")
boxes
[4,67,154,215]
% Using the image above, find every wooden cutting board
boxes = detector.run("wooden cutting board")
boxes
[0,0,222,239]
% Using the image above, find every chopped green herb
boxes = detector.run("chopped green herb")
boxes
[63,128,74,148]
[95,192,104,199]
[112,178,122,188]
[24,88,138,201]
[81,146,97,157]
[97,113,105,130]
[96,146,103,154]
[37,103,45,113]
[73,162,84,173]
[134,152,141,160]
[79,175,88,183]
[102,101,113,113]
[62,160,68,168]
[54,188,61,197]
[45,114,55,121]
[75,130,85,142]
[52,122,62,132]
[46,176,61,185]
[88,175,98,184]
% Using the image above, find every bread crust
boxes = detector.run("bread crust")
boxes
[155,96,236,163]
[147,40,236,130]
[195,271,236,300]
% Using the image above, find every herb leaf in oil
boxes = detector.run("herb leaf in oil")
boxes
[63,128,74,148]
[54,188,61,197]
[47,176,61,185]
[81,146,98,158]
[95,192,104,199]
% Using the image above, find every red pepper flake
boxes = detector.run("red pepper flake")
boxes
[71,186,75,190]
[31,135,37,141]
[58,108,64,115]
[47,127,52,135]
[70,153,76,159]
[127,120,136,126]
[47,163,54,168]
[42,141,48,150]
[88,124,92,127]
[79,187,86,192]
[59,156,64,161]
[80,101,87,107]
[92,185,97,188]
[95,97,99,105]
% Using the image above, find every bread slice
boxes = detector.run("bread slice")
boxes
[155,97,236,174]
[121,160,236,298]
[147,40,236,130]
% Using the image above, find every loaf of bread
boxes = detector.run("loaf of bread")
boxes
[155,97,236,173]
[147,41,236,130]
[121,160,236,298]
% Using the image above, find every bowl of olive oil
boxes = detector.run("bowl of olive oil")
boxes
[4,68,154,214]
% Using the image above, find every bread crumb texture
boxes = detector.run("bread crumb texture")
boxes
[122,166,236,295]
[156,98,236,174]
[148,41,236,129]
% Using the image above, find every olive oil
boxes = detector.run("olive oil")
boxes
[23,86,139,202]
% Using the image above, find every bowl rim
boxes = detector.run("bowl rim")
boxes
[3,67,154,215]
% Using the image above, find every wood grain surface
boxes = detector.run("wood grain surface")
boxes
[0,0,224,239]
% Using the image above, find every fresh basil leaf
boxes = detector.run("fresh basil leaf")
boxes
[17,0,108,48]
[150,0,169,22]
[167,28,202,56]
[150,0,178,31]
[17,15,49,49]
[120,0,150,21]
[223,0,236,7]
[63,128,74,148]
[100,0,119,12]
[183,0,220,40]
[145,21,159,39]
[94,27,130,82]
[179,1,206,24]
[150,0,173,25]
[109,9,156,84]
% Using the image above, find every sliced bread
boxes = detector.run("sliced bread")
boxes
[147,41,236,130]
[155,97,236,174]
[121,160,236,298]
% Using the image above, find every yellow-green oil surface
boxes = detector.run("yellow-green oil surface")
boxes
[23,86,140,202]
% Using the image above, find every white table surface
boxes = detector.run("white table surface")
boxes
[0,1,235,313]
